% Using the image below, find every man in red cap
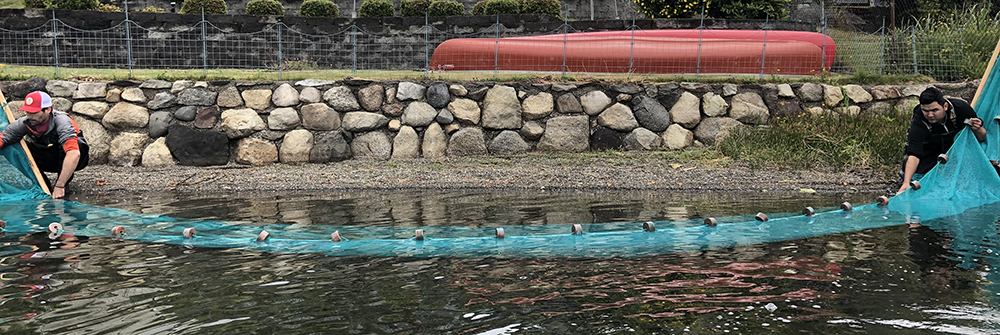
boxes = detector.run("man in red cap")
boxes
[0,91,89,199]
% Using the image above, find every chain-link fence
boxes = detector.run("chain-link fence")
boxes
[0,2,991,81]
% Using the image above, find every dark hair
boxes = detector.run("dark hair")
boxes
[919,87,948,106]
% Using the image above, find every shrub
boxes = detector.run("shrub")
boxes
[482,0,518,15]
[22,0,46,8]
[359,0,393,17]
[298,0,339,17]
[179,0,228,14]
[43,0,99,10]
[400,0,431,16]
[707,0,789,20]
[519,0,559,16]
[96,3,121,11]
[137,6,165,12]
[428,0,464,16]
[246,0,284,15]
[634,0,702,18]
[471,0,487,15]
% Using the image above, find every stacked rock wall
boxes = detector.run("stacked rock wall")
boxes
[0,78,978,167]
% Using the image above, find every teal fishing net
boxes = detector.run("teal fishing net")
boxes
[0,103,48,201]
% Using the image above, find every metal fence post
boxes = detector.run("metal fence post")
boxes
[424,12,429,78]
[562,12,567,78]
[351,24,358,77]
[51,11,59,78]
[494,13,499,79]
[696,0,705,77]
[277,22,282,80]
[911,25,918,75]
[628,16,635,77]
[759,15,769,79]
[125,0,133,78]
[820,0,826,78]
[879,18,885,74]
[201,6,208,76]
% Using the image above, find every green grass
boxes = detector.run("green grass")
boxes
[718,111,909,174]
[0,0,23,8]
[0,64,938,85]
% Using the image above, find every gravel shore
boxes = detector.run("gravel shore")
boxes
[68,154,896,196]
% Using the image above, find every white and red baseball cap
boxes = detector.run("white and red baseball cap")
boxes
[20,91,52,113]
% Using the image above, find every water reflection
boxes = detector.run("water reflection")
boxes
[0,190,996,334]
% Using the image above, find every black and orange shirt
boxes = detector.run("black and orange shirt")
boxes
[0,111,86,152]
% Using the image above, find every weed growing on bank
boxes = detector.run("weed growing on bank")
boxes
[718,112,909,173]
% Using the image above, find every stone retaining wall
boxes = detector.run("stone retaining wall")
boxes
[0,78,977,167]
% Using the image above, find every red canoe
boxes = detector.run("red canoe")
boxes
[429,30,833,75]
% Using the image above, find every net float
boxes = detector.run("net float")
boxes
[495,227,505,239]
[755,212,768,222]
[331,230,343,242]
[841,202,853,211]
[414,229,425,241]
[571,224,584,235]
[937,154,949,164]
[910,180,921,190]
[182,227,196,239]
[111,226,126,237]
[643,221,655,232]
[877,196,889,206]
[0,220,5,230]
[704,217,718,227]
[802,207,815,216]
[256,230,270,242]
[48,222,63,234]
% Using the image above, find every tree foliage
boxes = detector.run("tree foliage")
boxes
[247,0,285,15]
[298,0,339,17]
[428,0,465,16]
[633,0,789,19]
[400,0,432,16]
[359,0,394,17]
[180,0,228,14]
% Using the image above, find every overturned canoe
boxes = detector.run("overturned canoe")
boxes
[430,30,832,75]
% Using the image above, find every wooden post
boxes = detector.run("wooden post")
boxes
[1,91,52,195]
[972,36,1000,107]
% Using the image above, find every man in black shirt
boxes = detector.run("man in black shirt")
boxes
[898,87,986,194]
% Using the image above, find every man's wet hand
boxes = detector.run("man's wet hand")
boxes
[967,117,984,130]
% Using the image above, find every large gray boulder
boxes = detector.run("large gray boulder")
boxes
[522,92,554,120]
[103,102,149,129]
[580,91,611,115]
[448,127,488,156]
[351,132,392,160]
[481,85,522,129]
[109,132,148,167]
[323,86,361,112]
[219,108,266,139]
[235,137,278,166]
[268,107,301,131]
[301,103,340,131]
[694,117,744,146]
[631,95,670,132]
[391,126,421,159]
[343,112,389,132]
[242,89,272,110]
[537,115,589,153]
[177,88,216,106]
[624,128,663,151]
[597,103,639,131]
[272,83,300,107]
[141,137,175,167]
[280,129,314,163]
[730,92,769,125]
[488,130,530,155]
[426,83,451,109]
[310,130,352,163]
[669,92,701,129]
[448,99,481,124]
[401,102,438,127]
[357,84,384,111]
[422,123,448,158]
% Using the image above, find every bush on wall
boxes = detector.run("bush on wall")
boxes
[519,0,560,16]
[298,0,340,17]
[428,0,464,16]
[471,0,488,15]
[401,0,432,16]
[137,6,166,12]
[246,0,285,15]
[482,0,519,15]
[96,3,121,11]
[22,0,45,8]
[41,0,100,10]
[179,0,228,14]
[359,0,394,17]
